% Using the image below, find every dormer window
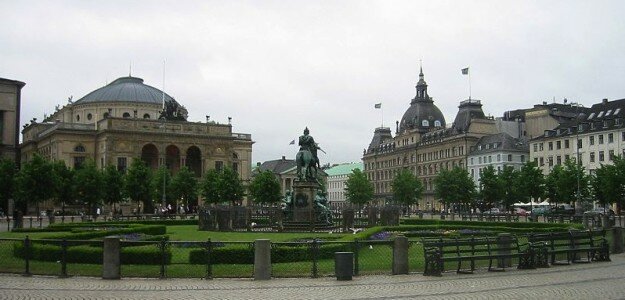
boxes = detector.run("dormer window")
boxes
[604,120,609,128]
[588,113,595,120]
[434,120,441,127]
[615,108,621,115]
[606,110,613,116]
[422,120,429,127]
[578,124,584,132]
[616,118,622,125]
[598,111,605,118]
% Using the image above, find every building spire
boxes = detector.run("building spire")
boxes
[129,61,132,77]
[419,59,423,79]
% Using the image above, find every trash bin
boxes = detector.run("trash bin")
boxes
[335,252,353,281]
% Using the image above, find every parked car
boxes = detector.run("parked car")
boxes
[514,207,529,216]
[531,207,549,216]
[483,208,501,215]
[583,208,614,216]
[548,205,575,215]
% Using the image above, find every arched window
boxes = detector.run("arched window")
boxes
[434,120,441,127]
[76,115,80,122]
[422,120,429,127]
[122,112,131,118]
[74,145,86,152]
[103,112,109,118]
[87,113,93,120]
[143,113,150,119]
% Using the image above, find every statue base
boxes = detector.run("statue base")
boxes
[292,180,319,223]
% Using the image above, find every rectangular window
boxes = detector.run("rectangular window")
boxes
[521,155,525,163]
[539,143,544,151]
[534,158,538,164]
[488,156,492,163]
[497,154,501,162]
[215,161,224,171]
[608,133,614,143]
[590,152,595,163]
[599,151,605,162]
[479,157,482,164]
[470,158,474,165]
[556,156,562,165]
[565,154,570,161]
[609,150,615,160]
[548,157,554,167]
[533,143,538,152]
[232,162,239,173]
[599,134,604,144]
[622,131,625,141]
[548,142,553,150]
[508,154,513,162]
[590,136,595,145]
[577,139,583,149]
[564,139,570,148]
[556,141,561,149]
[117,157,127,172]
[540,157,544,166]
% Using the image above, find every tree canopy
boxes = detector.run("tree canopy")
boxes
[169,166,199,208]
[248,170,282,205]
[344,169,374,206]
[391,169,423,206]
[73,160,103,214]
[434,167,475,209]
[124,159,153,213]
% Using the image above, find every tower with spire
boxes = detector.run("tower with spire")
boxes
[413,64,430,104]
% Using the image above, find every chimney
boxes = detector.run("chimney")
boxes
[256,162,261,167]
[603,98,608,105]
[281,156,286,160]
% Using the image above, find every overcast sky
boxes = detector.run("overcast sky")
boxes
[2,0,624,165]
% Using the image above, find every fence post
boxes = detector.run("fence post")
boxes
[392,235,409,275]
[311,239,319,278]
[29,218,33,228]
[353,239,360,276]
[60,239,68,277]
[23,236,31,276]
[159,237,167,279]
[205,239,213,279]
[254,239,271,280]
[102,236,121,279]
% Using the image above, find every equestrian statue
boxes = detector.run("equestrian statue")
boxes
[296,127,323,181]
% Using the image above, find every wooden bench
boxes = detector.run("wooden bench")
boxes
[422,236,533,276]
[528,230,610,268]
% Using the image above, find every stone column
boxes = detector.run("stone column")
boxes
[254,239,271,280]
[392,236,409,275]
[102,236,121,279]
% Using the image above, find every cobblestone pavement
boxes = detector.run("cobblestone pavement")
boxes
[1,254,624,300]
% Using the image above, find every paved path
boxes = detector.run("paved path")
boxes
[1,254,624,300]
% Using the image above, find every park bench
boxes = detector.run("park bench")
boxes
[528,230,610,268]
[422,236,533,276]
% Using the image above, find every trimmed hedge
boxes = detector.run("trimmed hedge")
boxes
[13,242,171,265]
[188,242,355,265]
[45,225,166,240]
[49,219,198,227]
[399,218,583,230]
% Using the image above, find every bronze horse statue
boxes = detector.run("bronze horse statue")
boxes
[296,149,318,181]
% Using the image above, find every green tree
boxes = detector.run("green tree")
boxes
[479,166,502,207]
[14,154,55,214]
[434,167,475,211]
[52,161,75,215]
[151,166,173,210]
[592,163,620,208]
[545,164,565,204]
[219,167,245,206]
[124,159,153,213]
[170,167,199,208]
[498,166,522,211]
[517,161,545,209]
[102,165,124,213]
[0,159,16,215]
[201,169,221,205]
[73,160,103,216]
[248,170,282,205]
[391,169,423,206]
[344,169,374,206]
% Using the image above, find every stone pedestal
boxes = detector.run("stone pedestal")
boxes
[254,239,271,280]
[612,227,624,254]
[342,208,355,231]
[292,180,319,222]
[392,236,409,275]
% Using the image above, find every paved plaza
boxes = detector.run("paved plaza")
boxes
[0,253,624,300]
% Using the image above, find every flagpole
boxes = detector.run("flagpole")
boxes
[381,105,384,128]
[468,66,471,100]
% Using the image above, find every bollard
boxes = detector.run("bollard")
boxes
[612,227,624,254]
[392,236,409,275]
[254,239,271,280]
[497,233,512,268]
[102,236,121,279]
[334,252,353,280]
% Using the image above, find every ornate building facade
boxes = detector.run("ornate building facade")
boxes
[21,76,253,203]
[0,77,25,163]
[362,68,497,210]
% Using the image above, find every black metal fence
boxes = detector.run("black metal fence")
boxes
[0,237,400,278]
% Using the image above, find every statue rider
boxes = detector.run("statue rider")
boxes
[299,127,321,169]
